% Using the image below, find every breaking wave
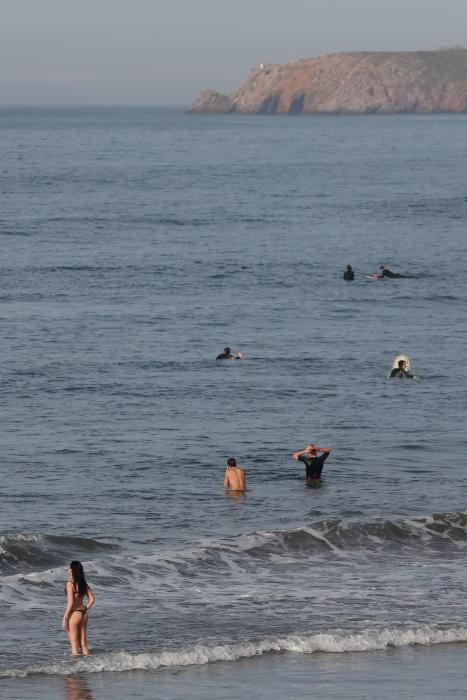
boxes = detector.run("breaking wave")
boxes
[3,625,467,678]
[259,510,467,556]
[2,510,466,579]
[156,509,467,568]
[0,534,119,572]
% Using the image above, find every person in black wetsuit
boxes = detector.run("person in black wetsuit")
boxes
[377,265,404,279]
[216,347,243,360]
[292,443,332,480]
[389,359,415,379]
[216,347,234,360]
[343,265,355,281]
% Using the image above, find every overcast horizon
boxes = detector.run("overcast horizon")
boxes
[0,0,466,106]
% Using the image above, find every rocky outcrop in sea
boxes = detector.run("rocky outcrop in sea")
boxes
[190,49,467,114]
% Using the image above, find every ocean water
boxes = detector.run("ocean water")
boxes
[0,107,466,699]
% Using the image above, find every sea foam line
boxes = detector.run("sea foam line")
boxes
[2,625,467,678]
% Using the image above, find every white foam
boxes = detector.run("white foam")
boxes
[3,625,467,678]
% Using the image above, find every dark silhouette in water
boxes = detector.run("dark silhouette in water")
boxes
[390,359,415,379]
[216,346,234,360]
[216,347,243,360]
[378,265,405,279]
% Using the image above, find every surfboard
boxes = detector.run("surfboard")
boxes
[366,274,382,279]
[388,353,410,377]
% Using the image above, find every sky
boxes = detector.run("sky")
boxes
[0,0,466,105]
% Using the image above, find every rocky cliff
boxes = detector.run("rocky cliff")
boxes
[189,49,467,114]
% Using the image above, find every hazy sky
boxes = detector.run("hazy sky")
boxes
[0,0,466,105]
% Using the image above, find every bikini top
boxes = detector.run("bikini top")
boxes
[64,581,84,599]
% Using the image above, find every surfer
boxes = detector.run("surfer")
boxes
[343,264,355,281]
[389,359,415,379]
[62,561,95,657]
[292,443,331,481]
[224,457,246,492]
[377,265,404,279]
[216,347,242,360]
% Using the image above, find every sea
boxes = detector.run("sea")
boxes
[0,107,466,700]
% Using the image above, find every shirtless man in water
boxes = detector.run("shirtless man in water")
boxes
[224,458,246,492]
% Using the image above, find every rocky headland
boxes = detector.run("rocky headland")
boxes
[189,49,467,114]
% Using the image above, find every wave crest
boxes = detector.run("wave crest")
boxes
[179,511,467,569]
[283,510,467,554]
[0,534,119,572]
[3,625,467,678]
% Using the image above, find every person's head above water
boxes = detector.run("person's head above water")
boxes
[227,457,237,467]
[379,266,385,271]
[398,359,407,369]
[346,264,352,270]
[224,347,231,355]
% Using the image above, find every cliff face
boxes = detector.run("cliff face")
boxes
[189,89,234,113]
[189,49,467,114]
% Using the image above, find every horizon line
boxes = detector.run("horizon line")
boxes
[0,103,190,109]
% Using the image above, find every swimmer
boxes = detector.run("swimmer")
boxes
[389,359,415,379]
[343,264,355,281]
[216,347,242,360]
[292,443,331,481]
[377,265,404,279]
[224,457,246,492]
[62,561,95,657]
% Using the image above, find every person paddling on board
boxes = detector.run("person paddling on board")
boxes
[389,359,416,379]
[343,264,355,281]
[224,457,246,492]
[216,346,243,360]
[377,265,405,279]
[292,443,331,481]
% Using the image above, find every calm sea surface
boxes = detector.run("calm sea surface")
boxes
[0,107,466,699]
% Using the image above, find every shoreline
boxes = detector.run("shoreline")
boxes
[3,642,467,700]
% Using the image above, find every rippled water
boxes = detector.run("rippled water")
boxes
[1,108,467,694]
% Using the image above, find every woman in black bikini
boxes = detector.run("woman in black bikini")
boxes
[62,560,95,656]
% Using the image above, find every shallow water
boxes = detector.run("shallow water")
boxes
[3,644,467,700]
[0,108,466,694]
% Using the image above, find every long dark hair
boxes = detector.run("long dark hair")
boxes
[69,560,89,597]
